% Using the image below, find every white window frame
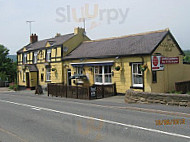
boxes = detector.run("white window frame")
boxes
[132,63,143,87]
[33,51,38,64]
[46,49,51,62]
[76,67,83,75]
[23,71,25,82]
[46,68,51,81]
[94,65,112,85]
[23,53,27,64]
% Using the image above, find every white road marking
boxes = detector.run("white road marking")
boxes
[0,99,190,140]
[3,92,190,118]
[31,107,41,111]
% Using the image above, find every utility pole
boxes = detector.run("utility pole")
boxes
[26,21,35,36]
[83,18,86,30]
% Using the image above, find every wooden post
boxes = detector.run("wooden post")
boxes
[55,84,58,97]
[76,84,78,99]
[102,85,104,98]
[89,86,91,100]
[66,84,67,98]
[47,83,49,96]
[114,83,117,96]
[96,85,98,99]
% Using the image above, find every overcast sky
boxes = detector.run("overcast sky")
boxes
[0,0,190,54]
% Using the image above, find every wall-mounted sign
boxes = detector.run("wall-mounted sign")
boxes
[161,57,179,64]
[152,56,164,71]
[90,86,96,97]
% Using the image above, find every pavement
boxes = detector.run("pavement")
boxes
[0,87,13,92]
[0,89,190,142]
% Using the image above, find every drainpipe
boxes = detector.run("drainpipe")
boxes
[140,56,145,92]
[37,71,39,86]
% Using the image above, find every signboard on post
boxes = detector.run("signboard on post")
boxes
[161,57,179,64]
[152,56,164,71]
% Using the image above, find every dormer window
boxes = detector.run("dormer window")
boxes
[46,49,51,62]
[48,41,55,46]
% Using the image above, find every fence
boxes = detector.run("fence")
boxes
[91,84,117,99]
[175,81,190,94]
[48,83,116,100]
[0,81,9,87]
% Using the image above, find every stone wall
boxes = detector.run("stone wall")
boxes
[125,89,190,107]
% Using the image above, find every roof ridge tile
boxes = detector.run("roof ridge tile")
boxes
[84,28,169,43]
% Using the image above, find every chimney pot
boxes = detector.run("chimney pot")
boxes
[30,33,38,44]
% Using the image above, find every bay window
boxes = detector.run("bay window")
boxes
[94,65,112,84]
[132,63,143,87]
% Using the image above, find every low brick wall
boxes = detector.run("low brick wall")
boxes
[125,90,190,107]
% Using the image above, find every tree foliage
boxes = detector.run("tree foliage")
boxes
[184,50,190,63]
[0,44,17,82]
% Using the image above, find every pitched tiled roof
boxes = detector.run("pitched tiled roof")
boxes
[17,33,74,53]
[64,29,173,60]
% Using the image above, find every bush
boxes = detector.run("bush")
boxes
[168,90,182,94]
[186,91,190,95]
[0,72,7,81]
[9,83,18,91]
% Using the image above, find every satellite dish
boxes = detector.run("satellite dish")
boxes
[63,47,68,52]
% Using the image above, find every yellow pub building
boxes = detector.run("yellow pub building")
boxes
[17,28,190,93]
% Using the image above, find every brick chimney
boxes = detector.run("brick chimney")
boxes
[30,33,38,43]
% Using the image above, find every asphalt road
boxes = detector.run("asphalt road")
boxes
[0,91,190,142]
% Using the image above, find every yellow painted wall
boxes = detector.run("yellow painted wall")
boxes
[63,56,152,94]
[63,35,90,57]
[151,34,190,93]
[17,65,26,86]
[17,29,190,93]
[50,62,63,83]
[36,64,45,86]
[17,28,89,88]
[17,66,37,87]
[17,54,22,65]
[37,50,46,63]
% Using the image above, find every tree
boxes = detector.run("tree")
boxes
[0,44,17,82]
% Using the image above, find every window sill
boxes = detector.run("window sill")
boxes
[95,83,113,85]
[130,86,143,89]
[45,80,51,83]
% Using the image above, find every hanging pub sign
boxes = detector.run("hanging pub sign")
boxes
[161,57,179,64]
[152,56,164,71]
